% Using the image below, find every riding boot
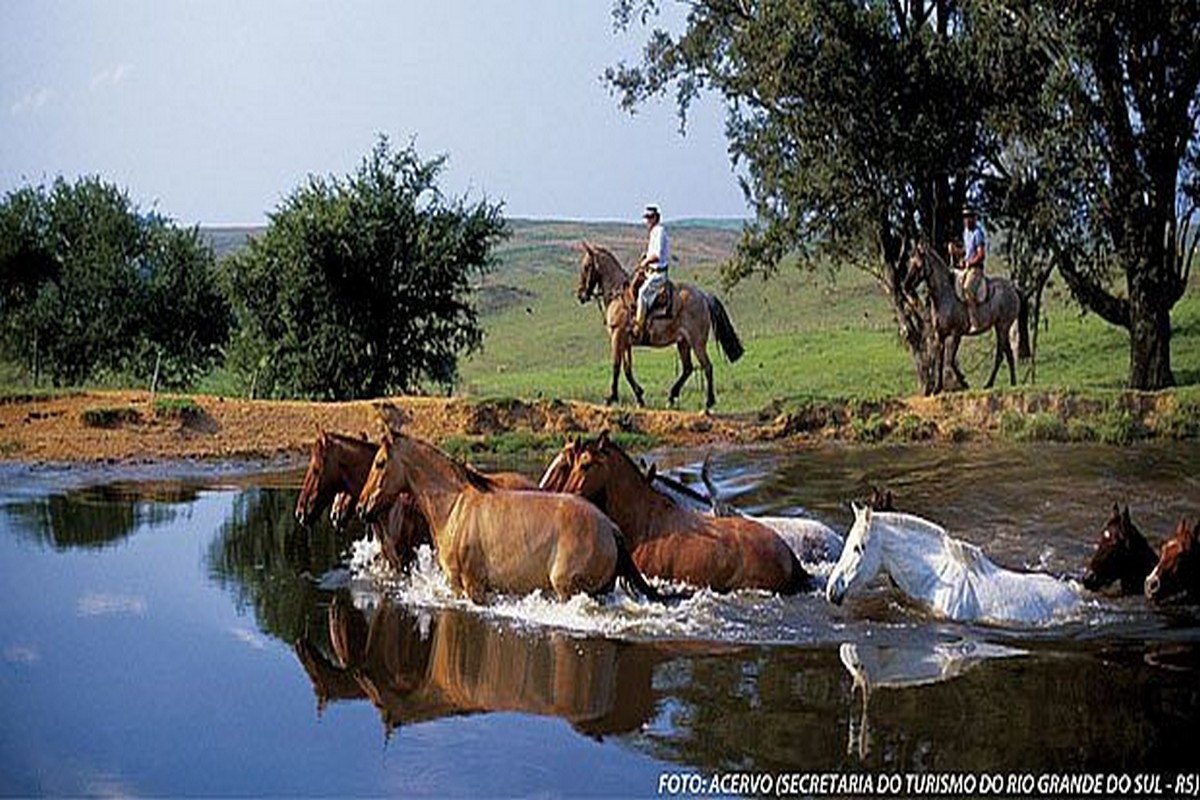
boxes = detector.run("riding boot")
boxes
[632,309,647,344]
[967,299,980,334]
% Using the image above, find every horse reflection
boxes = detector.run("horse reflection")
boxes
[839,639,1025,759]
[294,592,662,737]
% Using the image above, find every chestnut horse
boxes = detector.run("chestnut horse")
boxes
[576,242,743,410]
[543,432,812,594]
[355,430,666,603]
[1082,504,1159,595]
[298,431,533,573]
[295,432,378,527]
[1145,517,1199,603]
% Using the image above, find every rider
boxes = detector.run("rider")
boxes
[949,206,986,332]
[633,204,669,342]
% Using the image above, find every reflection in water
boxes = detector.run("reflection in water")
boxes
[294,592,667,737]
[839,640,1025,760]
[206,486,356,643]
[2,482,191,550]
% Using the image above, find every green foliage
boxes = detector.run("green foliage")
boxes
[219,136,507,400]
[153,396,204,424]
[0,176,231,388]
[1096,407,1142,446]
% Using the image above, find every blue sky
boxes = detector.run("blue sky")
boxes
[1,1,747,225]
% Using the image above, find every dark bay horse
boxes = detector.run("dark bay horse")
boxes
[543,432,812,594]
[355,430,666,603]
[1082,504,1159,594]
[576,242,743,410]
[1145,517,1199,603]
[906,243,1024,394]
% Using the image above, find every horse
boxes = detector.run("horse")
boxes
[825,503,1081,626]
[542,432,812,594]
[906,242,1025,395]
[294,431,378,527]
[539,438,844,565]
[355,429,667,603]
[1082,504,1159,594]
[1145,517,1199,603]
[576,241,743,410]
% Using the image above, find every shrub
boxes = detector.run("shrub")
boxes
[81,406,142,428]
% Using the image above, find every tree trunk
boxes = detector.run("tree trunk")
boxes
[1127,278,1175,389]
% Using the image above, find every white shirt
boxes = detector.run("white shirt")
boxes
[645,223,669,273]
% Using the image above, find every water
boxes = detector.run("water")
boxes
[0,443,1197,796]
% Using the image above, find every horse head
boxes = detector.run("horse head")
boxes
[904,242,930,294]
[826,503,884,606]
[358,431,402,524]
[577,242,601,304]
[1083,504,1151,592]
[295,431,333,527]
[1145,517,1199,603]
[560,431,620,504]
[538,437,583,490]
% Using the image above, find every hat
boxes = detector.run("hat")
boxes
[961,206,978,218]
[643,204,661,219]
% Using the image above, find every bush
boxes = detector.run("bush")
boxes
[219,136,507,400]
[153,396,204,424]
[81,406,142,428]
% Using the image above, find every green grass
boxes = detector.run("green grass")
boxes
[80,406,142,428]
[458,220,1200,411]
[153,396,205,423]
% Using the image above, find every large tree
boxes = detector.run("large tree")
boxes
[983,1,1199,389]
[608,0,1021,394]
[220,137,507,400]
[0,176,230,387]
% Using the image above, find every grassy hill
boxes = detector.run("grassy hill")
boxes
[458,219,1200,412]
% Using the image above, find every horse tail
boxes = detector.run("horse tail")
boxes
[1016,289,1032,361]
[782,547,815,596]
[707,296,745,363]
[614,531,690,604]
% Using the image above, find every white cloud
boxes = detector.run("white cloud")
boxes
[10,87,54,116]
[3,643,40,665]
[230,626,268,650]
[77,592,148,617]
[90,63,134,91]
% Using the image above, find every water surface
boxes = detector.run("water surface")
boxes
[0,442,1196,795]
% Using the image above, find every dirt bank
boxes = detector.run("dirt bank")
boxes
[0,388,1193,464]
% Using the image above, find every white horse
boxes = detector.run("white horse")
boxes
[825,504,1082,626]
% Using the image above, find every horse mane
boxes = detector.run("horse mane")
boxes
[461,462,497,493]
[593,434,671,500]
[324,430,375,447]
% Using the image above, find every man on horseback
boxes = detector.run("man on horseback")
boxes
[632,204,670,343]
[948,206,986,332]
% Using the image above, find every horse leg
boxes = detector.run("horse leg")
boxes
[985,328,1004,389]
[1003,327,1017,386]
[934,334,945,395]
[694,339,717,411]
[667,340,694,407]
[947,334,968,391]
[622,347,645,407]
[606,333,623,406]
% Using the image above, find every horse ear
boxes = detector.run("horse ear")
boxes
[1122,505,1132,524]
[581,240,594,255]
[646,463,657,483]
[596,429,611,449]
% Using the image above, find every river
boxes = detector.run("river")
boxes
[0,442,1196,796]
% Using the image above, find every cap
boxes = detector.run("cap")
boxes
[643,204,661,219]
[962,206,978,218]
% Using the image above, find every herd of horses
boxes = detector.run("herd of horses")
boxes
[295,427,1197,627]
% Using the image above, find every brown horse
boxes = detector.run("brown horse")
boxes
[1082,504,1159,594]
[1145,517,1199,603]
[355,430,665,603]
[906,242,1025,394]
[294,431,378,527]
[543,432,812,594]
[576,242,743,410]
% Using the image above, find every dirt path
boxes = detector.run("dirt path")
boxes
[0,388,1189,464]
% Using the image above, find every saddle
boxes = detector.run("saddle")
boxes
[955,268,990,305]
[630,273,676,319]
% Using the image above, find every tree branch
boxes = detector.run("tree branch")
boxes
[1056,251,1131,329]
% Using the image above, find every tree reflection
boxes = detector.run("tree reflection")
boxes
[3,481,188,550]
[206,487,356,643]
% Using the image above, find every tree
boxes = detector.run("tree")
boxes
[607,0,1022,394]
[219,137,507,400]
[0,176,230,387]
[982,1,1199,390]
